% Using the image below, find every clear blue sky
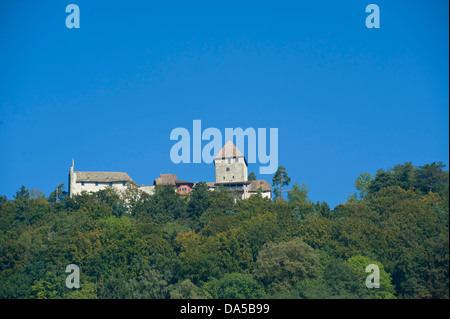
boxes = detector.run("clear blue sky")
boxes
[0,1,448,208]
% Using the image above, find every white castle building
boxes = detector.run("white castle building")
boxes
[68,141,271,200]
[68,160,134,197]
[207,141,271,199]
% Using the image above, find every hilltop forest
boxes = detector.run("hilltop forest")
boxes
[0,161,448,299]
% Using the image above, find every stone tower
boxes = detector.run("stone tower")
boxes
[68,158,75,197]
[214,141,248,183]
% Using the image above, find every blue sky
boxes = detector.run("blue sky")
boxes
[0,0,448,208]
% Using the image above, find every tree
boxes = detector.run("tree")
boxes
[315,201,332,219]
[134,185,186,223]
[253,238,319,294]
[66,282,98,299]
[48,184,68,203]
[392,162,417,191]
[296,257,369,299]
[187,182,210,219]
[248,172,257,181]
[288,182,310,205]
[354,173,372,200]
[204,273,265,299]
[272,166,291,200]
[367,170,397,195]
[321,258,369,298]
[14,185,30,201]
[416,162,448,195]
[126,266,169,299]
[29,189,45,199]
[169,279,207,299]
[0,195,7,204]
[209,228,253,274]
[347,255,396,299]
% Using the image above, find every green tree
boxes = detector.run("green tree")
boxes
[48,184,68,203]
[126,266,169,299]
[14,185,30,201]
[416,162,448,195]
[367,170,398,195]
[347,255,396,299]
[187,182,210,219]
[66,282,98,299]
[392,162,417,191]
[288,182,310,205]
[204,273,265,299]
[169,279,208,299]
[253,238,319,295]
[354,172,372,200]
[296,257,369,299]
[272,166,291,200]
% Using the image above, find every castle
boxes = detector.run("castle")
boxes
[68,141,272,200]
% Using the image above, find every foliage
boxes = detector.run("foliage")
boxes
[272,166,291,200]
[203,273,265,299]
[0,161,448,299]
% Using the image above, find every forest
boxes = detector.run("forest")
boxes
[0,161,448,299]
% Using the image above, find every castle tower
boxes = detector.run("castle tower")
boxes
[214,141,248,183]
[68,158,75,197]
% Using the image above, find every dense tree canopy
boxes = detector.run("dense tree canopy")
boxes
[0,161,448,299]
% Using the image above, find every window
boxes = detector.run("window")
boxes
[95,182,99,186]
[81,182,84,186]
[122,182,126,186]
[223,176,225,180]
[226,167,230,171]
[228,158,231,164]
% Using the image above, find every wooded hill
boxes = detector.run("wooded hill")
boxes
[0,161,448,299]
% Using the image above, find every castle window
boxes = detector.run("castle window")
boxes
[95,182,99,186]
[81,182,84,186]
[123,182,126,186]
[223,176,225,180]
[226,167,230,171]
[228,158,231,164]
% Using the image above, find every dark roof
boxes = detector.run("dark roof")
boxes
[249,180,271,192]
[154,174,178,185]
[176,180,194,186]
[75,171,133,183]
[154,174,193,186]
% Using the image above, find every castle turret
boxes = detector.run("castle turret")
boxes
[214,141,248,183]
[69,158,75,197]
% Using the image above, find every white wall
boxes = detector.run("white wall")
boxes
[70,181,129,196]
[139,185,155,195]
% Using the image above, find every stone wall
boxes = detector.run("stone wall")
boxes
[214,156,248,182]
